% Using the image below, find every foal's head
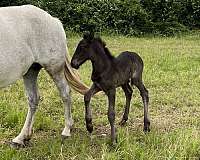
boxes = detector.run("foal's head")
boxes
[71,32,107,69]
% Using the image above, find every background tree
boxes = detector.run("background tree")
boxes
[0,0,199,36]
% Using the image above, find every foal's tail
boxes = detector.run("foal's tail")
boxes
[64,51,89,95]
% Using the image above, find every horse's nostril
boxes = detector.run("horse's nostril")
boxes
[70,61,74,67]
[71,62,75,68]
[71,59,78,69]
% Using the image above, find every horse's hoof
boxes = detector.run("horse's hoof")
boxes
[119,119,127,126]
[110,138,117,148]
[143,121,150,133]
[86,123,93,133]
[143,126,150,133]
[8,141,25,149]
[61,135,69,144]
[144,128,150,133]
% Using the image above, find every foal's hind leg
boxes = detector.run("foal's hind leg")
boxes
[106,88,117,145]
[12,63,41,147]
[133,78,150,132]
[119,83,133,126]
[48,69,73,139]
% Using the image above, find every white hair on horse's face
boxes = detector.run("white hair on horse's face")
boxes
[0,5,88,148]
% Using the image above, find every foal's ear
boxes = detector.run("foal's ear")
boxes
[83,32,94,41]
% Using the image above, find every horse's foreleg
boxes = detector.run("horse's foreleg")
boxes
[119,83,133,125]
[50,70,73,139]
[12,64,41,147]
[106,88,117,145]
[84,83,101,133]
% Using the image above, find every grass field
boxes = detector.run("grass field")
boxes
[0,34,200,160]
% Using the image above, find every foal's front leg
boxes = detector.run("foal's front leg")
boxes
[106,88,117,145]
[84,83,101,133]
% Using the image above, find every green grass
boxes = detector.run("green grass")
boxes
[1,34,200,159]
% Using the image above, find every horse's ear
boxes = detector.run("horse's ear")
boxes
[102,40,106,47]
[83,32,94,41]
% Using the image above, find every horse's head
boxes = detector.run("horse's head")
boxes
[71,32,95,69]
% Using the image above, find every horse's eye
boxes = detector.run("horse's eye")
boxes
[80,45,85,48]
[80,45,87,49]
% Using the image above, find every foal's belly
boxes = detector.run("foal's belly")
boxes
[115,70,132,86]
[98,74,131,91]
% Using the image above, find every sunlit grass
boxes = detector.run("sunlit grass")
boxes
[0,34,200,159]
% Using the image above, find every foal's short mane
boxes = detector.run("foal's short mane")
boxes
[95,37,115,60]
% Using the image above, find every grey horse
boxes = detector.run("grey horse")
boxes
[0,5,88,147]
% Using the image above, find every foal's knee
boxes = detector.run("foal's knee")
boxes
[144,88,149,103]
[84,92,91,104]
[108,110,115,124]
[140,87,149,103]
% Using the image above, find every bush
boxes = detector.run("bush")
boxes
[0,0,199,36]
[141,0,200,33]
[34,0,150,36]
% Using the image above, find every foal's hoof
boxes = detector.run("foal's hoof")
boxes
[110,138,118,148]
[119,119,127,126]
[8,141,25,149]
[86,123,93,133]
[143,122,150,133]
[143,127,150,133]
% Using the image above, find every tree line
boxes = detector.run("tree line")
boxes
[1,0,200,36]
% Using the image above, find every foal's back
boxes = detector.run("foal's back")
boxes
[112,51,143,84]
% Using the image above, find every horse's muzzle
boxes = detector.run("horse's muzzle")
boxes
[71,60,79,69]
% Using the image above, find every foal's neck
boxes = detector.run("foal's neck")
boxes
[91,44,112,77]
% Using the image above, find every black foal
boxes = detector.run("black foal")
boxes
[71,33,150,145]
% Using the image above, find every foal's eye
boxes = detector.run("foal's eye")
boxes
[80,45,85,49]
[80,45,87,49]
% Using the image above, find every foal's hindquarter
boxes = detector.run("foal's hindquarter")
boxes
[0,5,73,146]
[85,47,150,144]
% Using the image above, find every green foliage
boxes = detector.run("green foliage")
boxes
[30,0,150,36]
[141,0,200,35]
[0,0,199,36]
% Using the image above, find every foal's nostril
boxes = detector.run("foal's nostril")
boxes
[71,61,74,67]
[71,59,79,69]
[71,61,75,68]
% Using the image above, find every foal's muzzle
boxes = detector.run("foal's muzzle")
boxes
[71,59,79,69]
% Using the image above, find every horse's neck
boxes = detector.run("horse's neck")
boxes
[91,47,111,79]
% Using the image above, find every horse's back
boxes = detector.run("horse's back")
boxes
[116,51,143,66]
[114,51,143,81]
[0,5,67,88]
[0,5,66,56]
